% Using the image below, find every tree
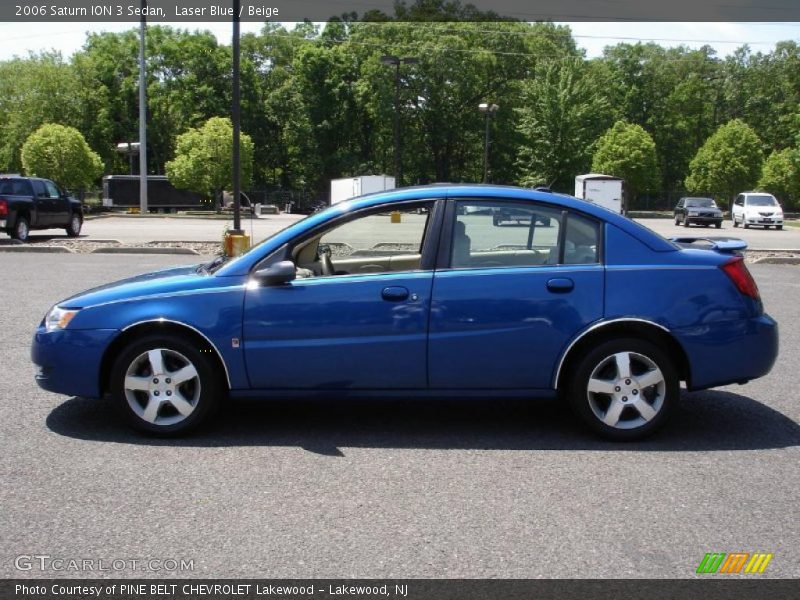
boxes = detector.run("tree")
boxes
[591,121,659,202]
[685,119,763,203]
[0,52,82,172]
[516,58,611,190]
[165,117,254,210]
[758,148,800,209]
[21,124,103,190]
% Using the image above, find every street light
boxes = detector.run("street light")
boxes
[478,102,499,183]
[381,55,418,187]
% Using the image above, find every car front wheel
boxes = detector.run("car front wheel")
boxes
[65,212,82,237]
[110,333,221,435]
[567,338,678,441]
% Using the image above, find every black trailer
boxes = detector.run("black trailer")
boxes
[102,175,207,211]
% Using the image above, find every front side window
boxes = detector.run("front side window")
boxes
[451,200,601,269]
[44,180,61,198]
[292,203,433,277]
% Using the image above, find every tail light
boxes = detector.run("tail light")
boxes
[721,256,760,300]
[0,199,7,216]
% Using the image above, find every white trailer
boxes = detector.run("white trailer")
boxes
[330,175,396,204]
[574,174,625,214]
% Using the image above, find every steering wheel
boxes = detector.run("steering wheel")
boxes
[319,245,334,276]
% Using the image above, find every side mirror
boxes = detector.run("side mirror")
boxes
[253,260,296,286]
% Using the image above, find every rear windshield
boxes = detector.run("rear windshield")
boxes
[685,198,716,208]
[0,178,32,195]
[746,194,778,206]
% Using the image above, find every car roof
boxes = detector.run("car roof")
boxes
[215,184,677,277]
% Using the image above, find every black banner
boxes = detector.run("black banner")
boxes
[3,579,799,600]
[1,0,800,22]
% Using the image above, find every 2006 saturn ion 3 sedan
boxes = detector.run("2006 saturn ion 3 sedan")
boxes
[32,185,778,440]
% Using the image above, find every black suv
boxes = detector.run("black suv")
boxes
[674,197,723,228]
[0,176,83,241]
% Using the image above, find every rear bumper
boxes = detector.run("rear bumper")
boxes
[676,314,778,390]
[31,327,118,398]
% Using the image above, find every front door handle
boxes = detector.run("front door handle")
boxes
[381,286,409,301]
[546,277,574,293]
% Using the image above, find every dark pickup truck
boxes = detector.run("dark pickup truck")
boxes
[0,176,83,241]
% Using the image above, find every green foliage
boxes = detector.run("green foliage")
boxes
[21,124,103,190]
[0,52,82,172]
[516,58,611,191]
[685,119,763,203]
[591,121,660,199]
[165,117,254,209]
[758,148,800,209]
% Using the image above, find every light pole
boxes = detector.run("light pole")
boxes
[381,55,418,187]
[478,102,499,183]
[231,0,241,232]
[138,0,148,212]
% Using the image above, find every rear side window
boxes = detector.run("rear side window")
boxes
[450,200,601,268]
[0,179,32,195]
[32,180,47,198]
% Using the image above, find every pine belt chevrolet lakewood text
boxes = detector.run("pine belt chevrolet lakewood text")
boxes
[31,185,778,440]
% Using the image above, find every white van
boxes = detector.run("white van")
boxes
[732,192,784,230]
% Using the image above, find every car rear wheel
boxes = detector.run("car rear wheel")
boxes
[12,215,29,241]
[65,212,82,237]
[110,333,221,435]
[567,338,678,441]
[674,215,680,225]
[732,216,739,228]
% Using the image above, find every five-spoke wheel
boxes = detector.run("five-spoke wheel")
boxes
[568,338,678,440]
[111,333,221,435]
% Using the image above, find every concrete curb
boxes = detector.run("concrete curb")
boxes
[0,245,73,253]
[90,246,200,255]
[752,257,800,265]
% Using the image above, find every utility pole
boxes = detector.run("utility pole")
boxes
[138,0,148,213]
[231,0,241,232]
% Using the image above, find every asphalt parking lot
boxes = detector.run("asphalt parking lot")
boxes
[1,253,798,579]
[6,213,800,250]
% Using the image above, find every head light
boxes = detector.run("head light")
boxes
[45,307,79,331]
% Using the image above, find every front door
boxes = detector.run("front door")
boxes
[243,202,438,390]
[45,180,69,226]
[429,199,605,390]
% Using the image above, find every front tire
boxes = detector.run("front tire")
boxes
[683,218,690,227]
[715,222,722,229]
[110,333,222,435]
[567,338,678,441]
[65,212,82,237]
[12,215,29,241]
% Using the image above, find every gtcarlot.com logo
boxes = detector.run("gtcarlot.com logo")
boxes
[15,555,194,572]
[696,552,773,574]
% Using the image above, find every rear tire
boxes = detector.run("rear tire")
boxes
[110,333,222,436]
[674,216,680,225]
[567,338,678,441]
[11,215,29,242]
[65,212,82,237]
[732,216,739,228]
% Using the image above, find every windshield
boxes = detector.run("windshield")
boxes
[685,198,716,208]
[746,194,778,207]
[198,209,326,274]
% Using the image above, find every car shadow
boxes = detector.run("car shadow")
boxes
[46,389,800,455]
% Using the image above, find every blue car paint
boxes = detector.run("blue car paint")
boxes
[31,184,778,401]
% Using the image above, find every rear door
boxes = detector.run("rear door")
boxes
[428,198,605,391]
[30,179,52,226]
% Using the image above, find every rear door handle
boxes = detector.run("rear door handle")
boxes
[546,278,574,293]
[381,286,409,301]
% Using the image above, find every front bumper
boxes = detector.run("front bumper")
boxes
[746,216,783,225]
[686,214,723,224]
[676,314,778,390]
[31,327,118,398]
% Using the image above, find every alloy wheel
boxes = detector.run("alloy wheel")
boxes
[585,351,666,430]
[123,348,201,426]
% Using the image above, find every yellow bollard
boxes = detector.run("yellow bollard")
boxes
[390,211,401,223]
[223,231,251,257]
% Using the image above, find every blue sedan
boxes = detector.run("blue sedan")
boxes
[31,185,778,440]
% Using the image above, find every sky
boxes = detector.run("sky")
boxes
[0,21,798,62]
